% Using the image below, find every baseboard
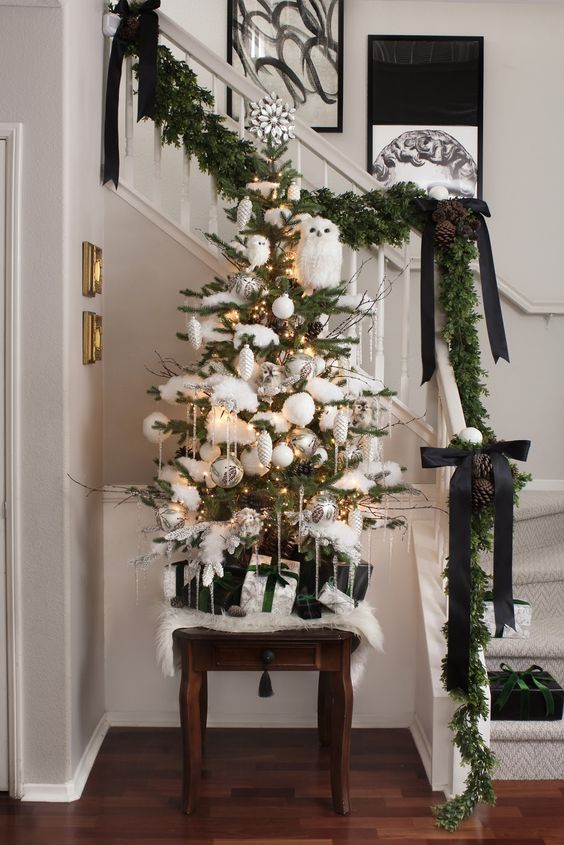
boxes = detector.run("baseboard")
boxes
[106,710,411,729]
[525,479,564,491]
[410,715,432,786]
[22,714,109,803]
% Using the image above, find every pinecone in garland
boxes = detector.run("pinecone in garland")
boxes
[458,217,480,241]
[119,15,140,43]
[306,320,324,340]
[435,219,457,247]
[472,477,495,510]
[291,460,315,477]
[473,452,493,480]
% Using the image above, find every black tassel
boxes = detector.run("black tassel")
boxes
[258,669,274,698]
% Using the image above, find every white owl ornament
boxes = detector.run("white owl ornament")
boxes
[245,234,270,271]
[295,216,342,291]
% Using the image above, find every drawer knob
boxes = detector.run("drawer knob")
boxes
[262,649,275,665]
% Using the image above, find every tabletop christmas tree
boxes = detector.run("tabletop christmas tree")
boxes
[135,94,405,618]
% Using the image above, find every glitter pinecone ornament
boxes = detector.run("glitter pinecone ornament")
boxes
[186,315,202,350]
[291,460,315,477]
[237,196,253,230]
[472,477,495,510]
[239,490,265,511]
[435,219,457,247]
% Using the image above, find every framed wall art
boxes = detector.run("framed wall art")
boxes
[228,0,344,132]
[367,36,484,197]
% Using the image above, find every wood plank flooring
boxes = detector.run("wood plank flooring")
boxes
[1,727,564,844]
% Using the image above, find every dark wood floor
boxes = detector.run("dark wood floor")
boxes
[1,727,564,844]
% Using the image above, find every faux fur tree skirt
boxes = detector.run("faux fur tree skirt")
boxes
[156,602,383,689]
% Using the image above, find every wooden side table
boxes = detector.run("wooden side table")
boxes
[173,627,359,815]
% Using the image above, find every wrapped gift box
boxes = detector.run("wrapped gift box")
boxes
[489,664,564,721]
[334,561,373,601]
[483,591,531,638]
[295,590,323,620]
[318,579,356,615]
[168,561,244,614]
[240,555,299,615]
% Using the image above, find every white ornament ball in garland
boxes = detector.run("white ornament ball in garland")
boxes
[143,412,171,444]
[237,195,253,229]
[210,456,244,489]
[287,181,301,202]
[257,430,273,467]
[282,392,316,427]
[200,441,221,463]
[157,502,187,532]
[428,184,450,201]
[458,426,483,446]
[187,315,202,350]
[271,292,295,320]
[333,411,349,445]
[271,443,294,468]
[238,343,255,381]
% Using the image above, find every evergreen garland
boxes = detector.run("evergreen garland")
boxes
[119,35,528,831]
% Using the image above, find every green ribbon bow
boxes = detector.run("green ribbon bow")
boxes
[492,663,555,719]
[249,563,299,613]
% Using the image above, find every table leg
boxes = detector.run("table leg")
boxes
[179,646,203,814]
[317,671,331,747]
[329,643,353,815]
[200,671,208,745]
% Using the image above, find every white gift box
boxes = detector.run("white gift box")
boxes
[318,579,356,615]
[484,596,532,638]
[240,555,300,615]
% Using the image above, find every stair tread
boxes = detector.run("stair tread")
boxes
[491,719,564,741]
[512,543,564,585]
[486,615,564,660]
[515,490,564,521]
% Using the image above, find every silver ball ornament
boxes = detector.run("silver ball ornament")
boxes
[290,427,320,459]
[285,352,315,380]
[210,456,244,488]
[157,502,187,532]
[308,492,338,524]
[229,272,261,300]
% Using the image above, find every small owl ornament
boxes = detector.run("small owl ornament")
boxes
[245,234,270,271]
[295,216,342,291]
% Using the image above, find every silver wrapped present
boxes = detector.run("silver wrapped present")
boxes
[240,555,300,615]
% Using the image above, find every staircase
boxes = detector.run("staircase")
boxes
[105,11,562,795]
[485,491,564,779]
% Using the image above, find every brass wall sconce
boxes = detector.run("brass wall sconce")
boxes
[82,312,103,364]
[82,242,103,296]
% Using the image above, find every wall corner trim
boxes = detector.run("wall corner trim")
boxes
[21,714,109,802]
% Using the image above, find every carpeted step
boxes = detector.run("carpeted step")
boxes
[482,543,564,619]
[513,491,564,555]
[486,616,564,686]
[491,720,564,779]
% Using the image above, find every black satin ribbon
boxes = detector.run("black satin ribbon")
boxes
[103,0,160,188]
[421,439,530,693]
[414,197,510,384]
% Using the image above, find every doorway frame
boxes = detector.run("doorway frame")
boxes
[1,123,22,798]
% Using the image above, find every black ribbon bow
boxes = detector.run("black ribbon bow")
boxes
[421,439,530,693]
[103,0,160,188]
[414,197,510,385]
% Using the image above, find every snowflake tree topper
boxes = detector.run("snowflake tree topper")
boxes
[248,92,296,147]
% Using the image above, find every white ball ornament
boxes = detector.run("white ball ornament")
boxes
[312,446,328,465]
[271,443,294,468]
[282,392,316,427]
[458,427,483,446]
[238,344,255,381]
[257,430,273,467]
[309,492,338,524]
[290,427,319,458]
[143,412,171,444]
[157,502,187,533]
[285,352,315,380]
[210,456,244,488]
[271,293,295,320]
[187,315,202,350]
[428,185,450,201]
[333,411,349,445]
[237,195,253,230]
[200,441,221,463]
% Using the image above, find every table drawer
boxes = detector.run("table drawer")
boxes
[212,644,318,669]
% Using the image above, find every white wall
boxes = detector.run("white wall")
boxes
[0,1,105,788]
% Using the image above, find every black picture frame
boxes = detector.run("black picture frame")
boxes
[228,0,344,133]
[367,35,484,198]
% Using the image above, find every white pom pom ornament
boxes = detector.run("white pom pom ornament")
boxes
[272,443,294,468]
[271,293,295,320]
[200,441,221,463]
[458,427,483,446]
[238,344,255,381]
[257,430,273,467]
[237,195,253,229]
[186,316,202,350]
[282,392,316,427]
[143,412,171,444]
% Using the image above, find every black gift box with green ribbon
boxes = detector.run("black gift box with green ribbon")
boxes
[489,663,564,721]
[295,590,323,620]
[171,562,245,614]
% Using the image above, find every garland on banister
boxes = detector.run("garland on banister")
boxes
[104,27,529,831]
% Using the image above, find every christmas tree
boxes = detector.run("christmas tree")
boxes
[137,94,405,617]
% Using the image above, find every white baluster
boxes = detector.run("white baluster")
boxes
[348,248,358,368]
[180,151,191,232]
[323,160,329,188]
[399,245,411,403]
[238,96,246,139]
[209,175,219,242]
[124,55,134,182]
[295,141,302,188]
[153,123,162,208]
[374,247,385,383]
